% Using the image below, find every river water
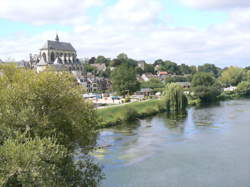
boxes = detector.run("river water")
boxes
[94,99,250,187]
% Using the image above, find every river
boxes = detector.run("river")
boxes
[93,99,250,187]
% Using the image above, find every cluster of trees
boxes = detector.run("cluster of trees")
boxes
[0,65,103,186]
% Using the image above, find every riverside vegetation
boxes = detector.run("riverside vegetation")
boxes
[0,65,104,186]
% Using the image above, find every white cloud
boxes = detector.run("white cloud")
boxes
[1,0,250,67]
[0,0,103,25]
[98,0,163,25]
[180,0,250,9]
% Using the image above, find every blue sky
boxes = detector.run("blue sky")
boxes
[0,0,250,67]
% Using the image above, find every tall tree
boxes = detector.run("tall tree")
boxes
[198,63,221,77]
[163,83,188,113]
[111,64,140,96]
[220,66,244,86]
[0,65,103,186]
[191,72,222,102]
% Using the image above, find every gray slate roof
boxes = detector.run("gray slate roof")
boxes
[41,40,76,52]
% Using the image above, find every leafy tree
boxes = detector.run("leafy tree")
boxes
[220,66,244,86]
[178,64,193,75]
[0,65,103,186]
[95,56,111,66]
[144,64,155,74]
[88,57,96,64]
[236,81,250,96]
[198,63,221,77]
[165,76,190,84]
[153,59,164,66]
[163,83,188,113]
[245,66,250,70]
[117,53,128,60]
[141,78,164,89]
[84,64,98,74]
[189,65,197,74]
[158,60,179,74]
[111,64,140,96]
[191,72,222,102]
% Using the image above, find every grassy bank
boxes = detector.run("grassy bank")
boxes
[97,99,165,128]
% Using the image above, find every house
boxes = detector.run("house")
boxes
[134,88,154,97]
[137,61,146,70]
[90,63,107,72]
[157,71,169,80]
[141,73,155,82]
[224,86,237,92]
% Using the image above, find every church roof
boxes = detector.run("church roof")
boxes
[41,40,76,52]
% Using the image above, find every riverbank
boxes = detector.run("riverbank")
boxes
[97,99,165,128]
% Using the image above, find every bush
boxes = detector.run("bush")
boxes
[123,107,138,121]
[237,81,250,96]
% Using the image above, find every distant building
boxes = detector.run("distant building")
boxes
[137,61,146,70]
[32,34,84,73]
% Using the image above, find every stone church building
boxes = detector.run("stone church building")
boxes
[34,35,84,73]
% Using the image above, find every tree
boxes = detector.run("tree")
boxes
[163,83,188,113]
[220,66,244,86]
[117,53,128,60]
[158,61,179,74]
[178,64,192,75]
[141,78,164,89]
[144,64,155,74]
[191,72,222,102]
[0,65,103,185]
[95,56,111,65]
[236,81,250,96]
[165,76,190,84]
[111,64,140,96]
[198,63,221,77]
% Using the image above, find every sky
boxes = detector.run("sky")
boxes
[0,0,250,67]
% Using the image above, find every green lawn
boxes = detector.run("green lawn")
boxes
[97,99,165,127]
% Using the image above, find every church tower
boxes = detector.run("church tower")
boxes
[55,34,59,42]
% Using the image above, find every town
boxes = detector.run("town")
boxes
[2,34,243,108]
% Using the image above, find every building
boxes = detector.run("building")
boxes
[32,34,84,72]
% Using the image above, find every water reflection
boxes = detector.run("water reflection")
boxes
[96,99,250,187]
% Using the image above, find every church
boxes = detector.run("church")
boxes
[35,35,84,73]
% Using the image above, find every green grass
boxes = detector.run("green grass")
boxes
[97,99,165,128]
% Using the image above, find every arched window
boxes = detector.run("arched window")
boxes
[64,54,67,64]
[42,52,47,62]
[51,52,55,63]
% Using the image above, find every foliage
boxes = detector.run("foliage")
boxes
[84,64,97,74]
[236,81,250,96]
[144,64,155,74]
[191,72,215,87]
[198,63,221,77]
[178,64,193,75]
[165,76,190,83]
[0,65,103,186]
[158,60,179,74]
[191,72,222,102]
[220,66,244,86]
[0,133,104,187]
[97,100,165,127]
[141,78,164,89]
[111,64,140,96]
[163,83,188,113]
